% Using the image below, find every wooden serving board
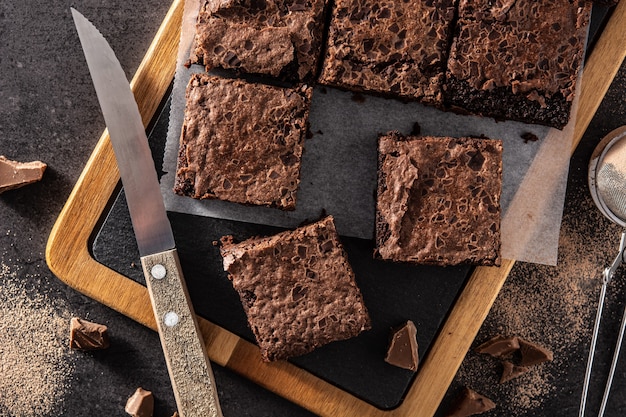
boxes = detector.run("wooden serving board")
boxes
[46,1,626,416]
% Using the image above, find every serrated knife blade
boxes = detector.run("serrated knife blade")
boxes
[71,8,222,417]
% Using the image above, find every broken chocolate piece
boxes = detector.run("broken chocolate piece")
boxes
[0,155,46,194]
[385,320,419,371]
[69,317,110,351]
[500,360,531,383]
[518,337,553,366]
[125,387,154,417]
[446,387,496,417]
[475,334,519,359]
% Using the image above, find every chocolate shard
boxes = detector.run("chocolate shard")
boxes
[446,387,496,417]
[69,317,110,351]
[0,155,46,194]
[500,360,531,383]
[385,320,419,371]
[518,337,553,366]
[475,334,519,359]
[125,387,154,417]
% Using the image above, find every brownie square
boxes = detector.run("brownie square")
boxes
[318,0,457,106]
[174,73,312,210]
[189,0,328,82]
[375,132,502,266]
[444,0,591,129]
[220,216,371,361]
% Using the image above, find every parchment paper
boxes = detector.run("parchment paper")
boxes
[161,0,581,266]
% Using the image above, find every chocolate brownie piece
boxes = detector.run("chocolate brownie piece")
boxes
[220,216,371,361]
[189,0,327,81]
[444,0,592,129]
[174,74,311,210]
[375,132,502,266]
[318,0,457,106]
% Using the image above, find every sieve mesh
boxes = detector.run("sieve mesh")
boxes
[597,137,626,222]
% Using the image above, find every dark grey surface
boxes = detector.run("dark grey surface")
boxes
[0,1,625,416]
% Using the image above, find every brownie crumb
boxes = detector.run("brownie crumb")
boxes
[351,92,366,103]
[521,132,539,143]
[410,122,421,136]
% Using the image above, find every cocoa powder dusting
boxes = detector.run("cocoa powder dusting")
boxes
[451,184,622,416]
[0,262,75,416]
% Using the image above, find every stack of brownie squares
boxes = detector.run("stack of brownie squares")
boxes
[174,0,597,361]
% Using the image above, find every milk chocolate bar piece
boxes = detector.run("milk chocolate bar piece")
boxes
[475,335,519,359]
[446,387,496,417]
[518,337,553,366]
[125,387,154,417]
[500,360,531,383]
[69,317,110,351]
[384,320,419,371]
[0,155,46,194]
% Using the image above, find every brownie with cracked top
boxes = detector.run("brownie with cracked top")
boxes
[375,132,502,266]
[174,73,312,210]
[319,0,457,106]
[444,0,592,129]
[189,0,328,82]
[220,216,371,362]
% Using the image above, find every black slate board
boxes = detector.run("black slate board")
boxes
[92,97,471,409]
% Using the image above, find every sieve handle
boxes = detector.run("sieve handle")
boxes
[597,231,626,417]
[579,231,626,417]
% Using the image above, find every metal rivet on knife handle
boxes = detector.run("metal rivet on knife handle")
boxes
[164,311,180,327]
[151,264,167,280]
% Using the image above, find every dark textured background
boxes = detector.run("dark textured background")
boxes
[0,1,624,416]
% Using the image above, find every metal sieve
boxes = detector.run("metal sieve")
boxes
[580,126,626,417]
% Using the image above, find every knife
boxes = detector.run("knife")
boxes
[71,8,222,417]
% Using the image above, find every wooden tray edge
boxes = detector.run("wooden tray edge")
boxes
[45,1,626,416]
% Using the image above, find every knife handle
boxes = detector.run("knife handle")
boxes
[141,249,222,417]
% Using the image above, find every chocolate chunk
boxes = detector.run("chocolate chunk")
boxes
[69,317,110,351]
[124,387,154,417]
[518,337,553,366]
[500,360,531,383]
[446,387,496,417]
[384,320,419,371]
[0,155,46,194]
[475,334,520,359]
